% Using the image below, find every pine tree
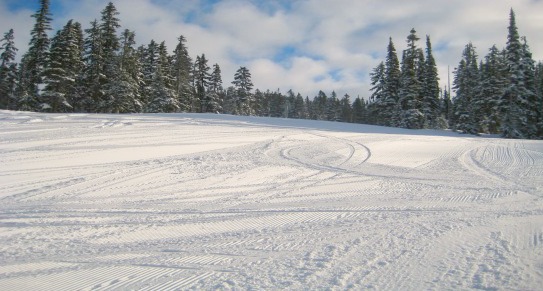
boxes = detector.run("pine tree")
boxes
[398,28,425,129]
[98,2,122,112]
[325,91,340,121]
[340,94,352,122]
[232,66,254,115]
[207,63,223,113]
[441,86,452,125]
[172,35,193,112]
[22,0,53,101]
[267,90,285,117]
[143,40,179,113]
[369,61,385,125]
[80,20,103,112]
[351,96,366,124]
[0,29,18,109]
[382,37,401,126]
[452,42,479,134]
[15,60,37,111]
[42,20,84,112]
[519,37,538,138]
[422,35,442,128]
[194,54,211,112]
[293,92,305,119]
[502,9,531,138]
[100,2,120,72]
[103,29,141,113]
[476,45,507,133]
[313,90,328,120]
[285,89,295,118]
[369,62,385,103]
[119,29,143,111]
[304,96,313,119]
[253,89,265,116]
[535,62,543,137]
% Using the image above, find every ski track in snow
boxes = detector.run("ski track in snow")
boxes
[0,110,542,290]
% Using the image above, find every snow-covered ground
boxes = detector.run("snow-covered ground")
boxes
[1,110,542,290]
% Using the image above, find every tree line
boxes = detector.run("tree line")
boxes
[0,1,542,139]
[368,9,543,139]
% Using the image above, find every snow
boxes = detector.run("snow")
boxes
[1,110,542,290]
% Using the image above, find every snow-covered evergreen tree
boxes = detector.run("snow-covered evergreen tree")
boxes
[207,63,223,113]
[398,28,424,129]
[340,94,352,122]
[103,29,142,113]
[369,62,385,104]
[382,37,401,126]
[422,35,442,128]
[325,91,340,121]
[452,42,479,134]
[172,35,193,112]
[519,37,538,138]
[232,66,254,115]
[501,9,534,139]
[80,20,103,112]
[98,2,122,112]
[0,29,18,109]
[21,0,52,102]
[144,41,179,113]
[42,20,84,112]
[368,61,385,125]
[351,96,366,124]
[441,86,452,123]
[293,92,305,119]
[475,45,508,133]
[535,62,543,137]
[194,54,211,112]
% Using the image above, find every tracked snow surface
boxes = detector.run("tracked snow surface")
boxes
[1,110,542,290]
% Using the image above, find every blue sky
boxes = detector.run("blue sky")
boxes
[2,0,543,98]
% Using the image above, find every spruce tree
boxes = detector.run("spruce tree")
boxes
[313,90,328,120]
[285,89,295,118]
[194,54,211,112]
[476,45,507,133]
[441,86,452,123]
[535,62,543,137]
[340,94,352,122]
[19,0,52,109]
[452,43,479,134]
[0,29,18,109]
[172,35,193,112]
[81,20,104,112]
[352,97,366,124]
[398,28,425,129]
[519,37,538,138]
[144,40,179,113]
[293,92,305,119]
[369,61,385,125]
[207,63,223,113]
[502,9,529,138]
[232,66,254,115]
[42,20,85,112]
[383,37,401,126]
[422,35,442,128]
[99,2,122,112]
[103,29,141,113]
[324,91,339,121]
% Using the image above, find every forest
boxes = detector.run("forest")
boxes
[1,0,542,139]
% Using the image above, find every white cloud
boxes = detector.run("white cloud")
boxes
[1,0,543,99]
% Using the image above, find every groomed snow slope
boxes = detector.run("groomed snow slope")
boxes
[1,110,542,290]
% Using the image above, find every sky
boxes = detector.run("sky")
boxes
[1,0,543,99]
